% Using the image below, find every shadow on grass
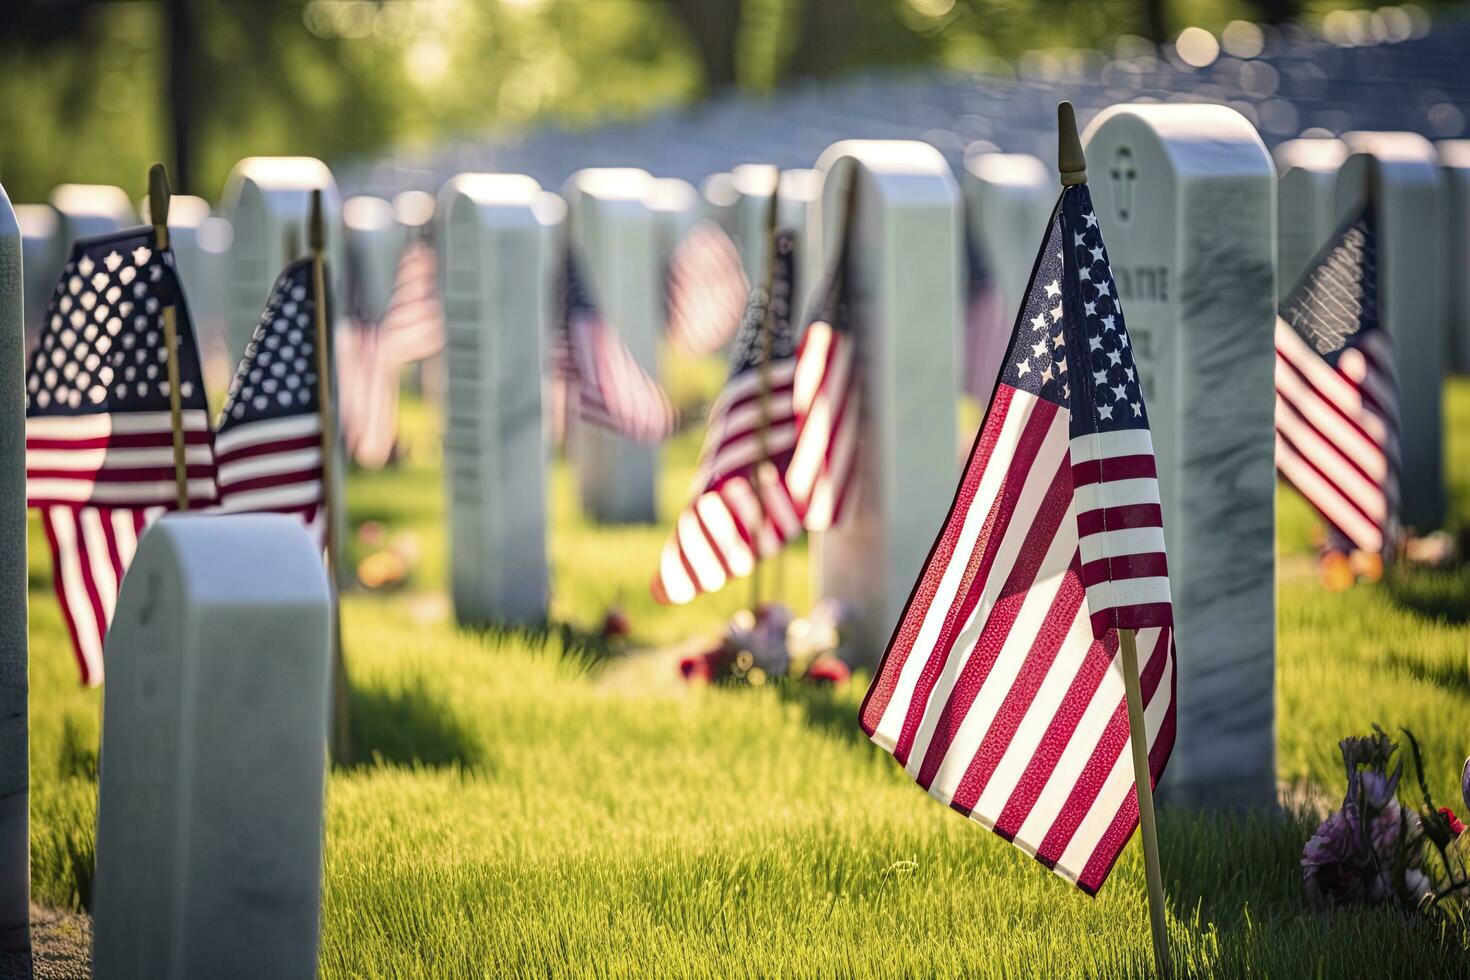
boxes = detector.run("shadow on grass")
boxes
[346,678,487,773]
[776,681,868,749]
[1382,649,1470,695]
[463,618,619,675]
[1383,564,1470,626]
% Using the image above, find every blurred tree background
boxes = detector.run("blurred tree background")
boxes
[0,0,1454,202]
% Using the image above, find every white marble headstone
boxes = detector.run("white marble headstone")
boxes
[733,164,780,285]
[777,169,821,314]
[1273,138,1349,297]
[139,195,229,363]
[810,141,961,666]
[700,171,739,235]
[92,515,331,980]
[1437,140,1470,373]
[0,185,29,964]
[961,149,1054,404]
[49,184,134,245]
[1083,104,1277,811]
[437,174,557,625]
[647,177,699,286]
[562,168,661,524]
[219,157,343,368]
[343,195,400,320]
[1337,132,1445,529]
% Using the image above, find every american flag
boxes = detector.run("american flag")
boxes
[784,221,859,533]
[859,184,1175,894]
[665,220,749,356]
[214,258,326,544]
[338,238,446,469]
[25,226,217,685]
[556,246,676,444]
[653,229,801,604]
[1274,205,1398,554]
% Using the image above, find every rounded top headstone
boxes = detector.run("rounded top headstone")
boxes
[732,164,779,198]
[393,190,436,229]
[14,204,57,240]
[132,514,330,608]
[1437,140,1470,169]
[1273,137,1349,174]
[646,178,698,214]
[566,168,655,203]
[700,172,738,209]
[343,195,395,231]
[964,150,1050,187]
[49,184,135,224]
[1082,103,1272,179]
[440,174,564,230]
[1342,131,1435,163]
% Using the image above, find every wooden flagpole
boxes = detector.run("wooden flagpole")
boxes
[148,163,191,512]
[1058,102,1171,979]
[751,169,781,612]
[310,190,352,766]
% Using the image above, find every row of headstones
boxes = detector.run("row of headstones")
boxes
[446,105,1287,813]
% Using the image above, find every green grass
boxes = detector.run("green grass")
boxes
[22,371,1470,977]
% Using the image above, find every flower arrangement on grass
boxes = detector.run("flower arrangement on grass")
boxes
[679,601,853,687]
[1302,728,1469,916]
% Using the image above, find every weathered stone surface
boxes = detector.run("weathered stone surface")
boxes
[1083,104,1278,811]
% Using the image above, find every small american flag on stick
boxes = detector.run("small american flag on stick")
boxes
[785,187,860,533]
[25,226,217,684]
[556,246,676,444]
[665,220,748,356]
[1274,204,1399,555]
[860,167,1175,895]
[653,229,801,604]
[214,258,326,544]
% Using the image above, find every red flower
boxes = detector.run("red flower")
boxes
[1439,807,1465,837]
[679,647,725,683]
[805,654,851,686]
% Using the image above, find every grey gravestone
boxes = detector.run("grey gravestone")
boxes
[1338,132,1445,528]
[961,149,1054,404]
[810,142,961,666]
[437,174,557,625]
[140,194,230,368]
[1273,138,1348,296]
[648,177,699,290]
[562,169,660,524]
[14,204,58,341]
[49,183,134,245]
[92,514,330,980]
[776,169,821,315]
[1437,140,1470,373]
[0,184,30,966]
[343,195,400,320]
[700,171,738,236]
[733,164,780,285]
[219,157,343,368]
[1083,104,1278,811]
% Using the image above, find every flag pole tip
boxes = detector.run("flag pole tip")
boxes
[1058,102,1088,186]
[147,163,171,228]
[309,189,325,253]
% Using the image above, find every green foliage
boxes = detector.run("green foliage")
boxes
[23,371,1470,973]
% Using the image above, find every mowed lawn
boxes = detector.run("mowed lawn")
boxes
[23,363,1470,978]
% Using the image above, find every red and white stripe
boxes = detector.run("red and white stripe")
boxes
[26,410,217,508]
[1069,428,1172,636]
[1274,320,1398,553]
[860,384,1176,894]
[665,221,748,355]
[567,308,676,444]
[379,240,446,366]
[40,504,163,686]
[785,319,860,531]
[653,358,801,604]
[336,320,401,470]
[213,414,325,546]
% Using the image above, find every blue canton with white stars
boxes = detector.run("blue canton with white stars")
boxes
[218,259,321,431]
[727,228,798,378]
[1001,185,1149,434]
[26,227,209,417]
